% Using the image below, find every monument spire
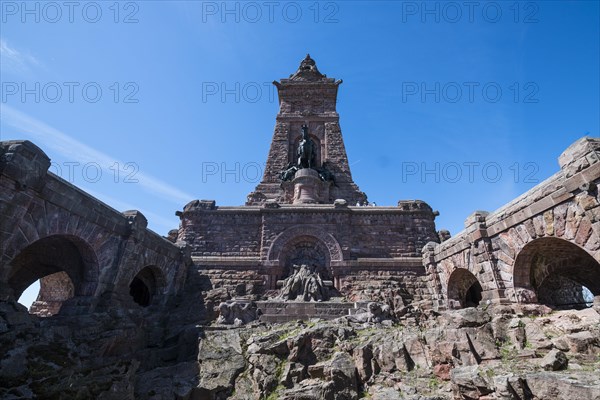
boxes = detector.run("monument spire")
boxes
[246,55,366,205]
[288,54,326,81]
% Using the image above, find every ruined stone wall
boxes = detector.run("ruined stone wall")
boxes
[423,137,600,310]
[0,140,188,311]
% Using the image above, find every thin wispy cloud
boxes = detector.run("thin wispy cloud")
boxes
[1,105,195,205]
[83,187,179,234]
[0,39,40,75]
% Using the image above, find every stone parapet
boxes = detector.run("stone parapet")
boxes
[257,300,358,323]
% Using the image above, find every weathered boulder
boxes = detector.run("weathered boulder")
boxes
[325,352,359,400]
[539,349,568,371]
[450,365,493,399]
[197,330,245,398]
[3,299,600,400]
[525,372,600,400]
[353,342,375,382]
[441,307,491,329]
[433,363,452,381]
[249,353,282,394]
[280,361,307,388]
[566,331,599,353]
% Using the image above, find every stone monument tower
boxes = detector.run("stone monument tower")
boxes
[246,54,367,205]
[177,55,440,320]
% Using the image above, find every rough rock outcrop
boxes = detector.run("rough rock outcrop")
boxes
[2,298,600,399]
[190,304,600,399]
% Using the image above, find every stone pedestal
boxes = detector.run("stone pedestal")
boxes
[257,301,353,323]
[293,168,324,204]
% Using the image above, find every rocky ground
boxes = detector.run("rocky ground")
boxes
[1,298,599,399]
[191,302,600,400]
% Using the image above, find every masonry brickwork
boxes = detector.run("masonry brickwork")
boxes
[178,201,439,306]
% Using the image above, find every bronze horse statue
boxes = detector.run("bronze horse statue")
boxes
[297,124,316,169]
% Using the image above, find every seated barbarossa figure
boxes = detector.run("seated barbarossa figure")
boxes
[278,264,329,302]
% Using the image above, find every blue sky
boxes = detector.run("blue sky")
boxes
[1,1,599,305]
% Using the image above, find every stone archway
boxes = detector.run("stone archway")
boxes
[513,237,600,309]
[266,225,343,290]
[281,235,332,279]
[267,226,343,266]
[447,269,483,309]
[6,234,99,315]
[128,266,165,307]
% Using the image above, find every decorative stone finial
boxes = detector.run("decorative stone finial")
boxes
[289,54,326,81]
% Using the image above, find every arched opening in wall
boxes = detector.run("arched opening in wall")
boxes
[447,269,483,309]
[18,274,75,317]
[281,235,332,280]
[513,237,600,309]
[276,234,341,298]
[26,272,75,317]
[8,235,98,317]
[17,279,41,310]
[128,266,164,307]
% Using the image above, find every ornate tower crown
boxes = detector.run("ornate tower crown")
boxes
[288,54,326,81]
[247,55,366,205]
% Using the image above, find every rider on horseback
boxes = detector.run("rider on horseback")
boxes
[297,124,316,169]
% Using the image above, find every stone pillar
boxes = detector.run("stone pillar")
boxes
[333,275,341,290]
[265,274,278,290]
[0,141,51,293]
[246,55,367,206]
[0,140,51,192]
[293,168,322,204]
[464,211,511,305]
[421,242,446,311]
